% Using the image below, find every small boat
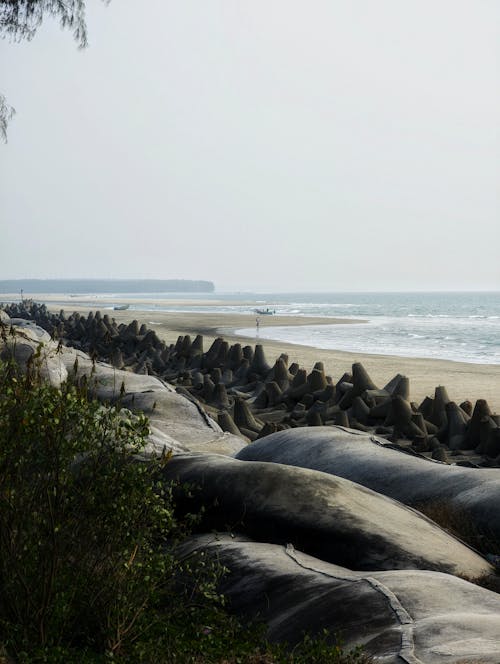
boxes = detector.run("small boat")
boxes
[255,308,275,315]
[113,304,130,311]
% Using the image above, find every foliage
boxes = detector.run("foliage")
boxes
[0,93,15,143]
[0,356,371,662]
[0,357,205,658]
[0,0,97,47]
[0,0,109,141]
[124,620,373,664]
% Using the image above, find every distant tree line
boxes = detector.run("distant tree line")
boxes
[0,279,215,293]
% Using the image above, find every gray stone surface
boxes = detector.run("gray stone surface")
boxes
[58,345,247,455]
[7,318,53,342]
[164,453,493,578]
[179,534,500,663]
[0,323,68,386]
[0,322,246,455]
[236,426,500,539]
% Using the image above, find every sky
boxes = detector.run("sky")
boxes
[0,0,498,292]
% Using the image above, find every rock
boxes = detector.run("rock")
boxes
[163,454,493,577]
[236,425,500,542]
[307,368,327,392]
[485,427,500,458]
[256,422,277,439]
[264,381,282,407]
[35,344,246,456]
[218,411,244,438]
[0,322,68,387]
[249,344,272,377]
[432,446,449,462]
[269,358,290,391]
[227,343,243,369]
[391,395,425,440]
[332,409,350,427]
[391,375,410,400]
[8,318,52,343]
[338,362,377,409]
[350,396,371,425]
[460,400,473,417]
[202,374,216,402]
[446,401,469,450]
[178,534,500,663]
[430,385,450,429]
[233,397,264,433]
[212,382,231,409]
[306,410,323,426]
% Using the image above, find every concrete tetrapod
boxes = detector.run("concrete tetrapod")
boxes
[178,534,500,663]
[162,453,493,578]
[236,426,500,541]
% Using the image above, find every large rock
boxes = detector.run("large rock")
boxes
[121,390,245,456]
[6,317,52,342]
[0,321,68,387]
[0,310,10,324]
[163,453,493,578]
[0,321,246,456]
[179,534,500,663]
[57,346,246,456]
[236,426,500,540]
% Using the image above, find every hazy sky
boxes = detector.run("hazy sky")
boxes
[0,0,498,292]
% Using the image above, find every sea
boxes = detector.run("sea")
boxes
[3,290,499,366]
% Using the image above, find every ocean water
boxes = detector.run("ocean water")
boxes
[130,290,500,365]
[234,291,500,365]
[3,290,499,365]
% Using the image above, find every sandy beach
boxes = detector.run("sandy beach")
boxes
[35,297,500,413]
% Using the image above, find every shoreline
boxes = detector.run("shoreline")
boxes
[36,302,500,412]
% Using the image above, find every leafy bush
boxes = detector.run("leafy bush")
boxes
[0,355,371,662]
[0,357,205,659]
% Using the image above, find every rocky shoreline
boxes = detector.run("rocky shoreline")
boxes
[3,302,500,662]
[2,299,499,468]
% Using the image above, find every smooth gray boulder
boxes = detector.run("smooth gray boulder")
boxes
[179,534,500,663]
[236,426,500,540]
[121,390,245,456]
[0,322,246,456]
[164,454,493,578]
[6,318,52,342]
[58,346,246,456]
[0,322,68,387]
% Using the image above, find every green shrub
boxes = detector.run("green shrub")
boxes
[0,356,371,663]
[0,357,207,659]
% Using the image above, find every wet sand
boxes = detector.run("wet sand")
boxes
[37,299,500,412]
